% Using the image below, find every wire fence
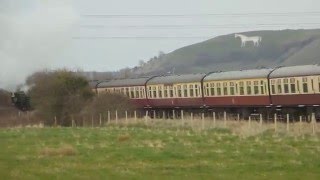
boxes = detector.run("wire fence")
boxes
[1,110,319,136]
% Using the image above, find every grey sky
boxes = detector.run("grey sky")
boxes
[0,0,320,89]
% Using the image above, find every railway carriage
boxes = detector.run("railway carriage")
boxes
[97,77,151,108]
[146,74,206,108]
[269,65,320,107]
[203,69,273,108]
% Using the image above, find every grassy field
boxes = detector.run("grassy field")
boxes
[1,122,320,179]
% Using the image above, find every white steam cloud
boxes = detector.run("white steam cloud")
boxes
[0,0,78,90]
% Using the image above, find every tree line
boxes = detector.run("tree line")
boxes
[25,70,133,126]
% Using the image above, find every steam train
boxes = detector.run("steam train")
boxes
[11,91,31,111]
[92,64,320,119]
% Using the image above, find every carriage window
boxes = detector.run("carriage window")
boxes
[302,77,308,93]
[126,88,129,97]
[130,87,135,98]
[139,87,145,98]
[318,77,320,92]
[152,86,157,98]
[239,81,244,95]
[223,82,228,95]
[183,85,188,97]
[254,81,259,95]
[260,81,265,95]
[169,86,174,97]
[210,83,215,96]
[195,84,199,97]
[204,84,208,96]
[230,82,235,95]
[134,87,141,98]
[163,86,167,98]
[246,81,252,95]
[148,87,152,97]
[217,83,221,96]
[177,85,182,97]
[140,87,143,98]
[141,88,145,98]
[283,79,289,93]
[126,88,130,97]
[277,79,282,94]
[189,85,194,97]
[290,78,296,93]
[158,86,163,98]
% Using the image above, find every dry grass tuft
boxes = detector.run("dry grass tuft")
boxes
[118,134,131,142]
[143,140,165,149]
[40,144,77,157]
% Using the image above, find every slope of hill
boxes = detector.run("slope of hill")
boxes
[134,29,320,75]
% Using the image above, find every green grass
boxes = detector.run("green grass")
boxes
[1,126,320,179]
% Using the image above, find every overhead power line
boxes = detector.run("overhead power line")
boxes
[72,36,211,40]
[81,11,320,18]
[79,23,320,29]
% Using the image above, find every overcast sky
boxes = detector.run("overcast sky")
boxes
[1,0,320,89]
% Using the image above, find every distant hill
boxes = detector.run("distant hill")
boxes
[133,29,320,75]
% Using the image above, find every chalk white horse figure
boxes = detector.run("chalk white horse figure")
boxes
[235,34,262,47]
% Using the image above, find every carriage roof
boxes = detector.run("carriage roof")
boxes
[204,68,273,81]
[147,74,206,85]
[97,77,151,88]
[270,64,320,78]
[88,80,100,89]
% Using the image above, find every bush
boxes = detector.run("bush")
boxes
[81,92,133,118]
[27,70,94,126]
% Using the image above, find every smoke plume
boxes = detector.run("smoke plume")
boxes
[0,0,78,90]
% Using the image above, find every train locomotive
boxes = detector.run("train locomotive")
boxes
[94,64,320,119]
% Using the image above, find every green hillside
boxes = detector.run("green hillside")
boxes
[135,29,320,75]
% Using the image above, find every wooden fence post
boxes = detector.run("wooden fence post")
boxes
[115,110,118,125]
[312,113,316,135]
[134,111,137,123]
[91,115,94,128]
[108,111,111,124]
[163,111,166,120]
[224,111,227,127]
[191,112,194,129]
[54,116,57,127]
[181,110,184,126]
[172,110,175,120]
[248,116,251,128]
[274,113,277,133]
[299,116,302,134]
[125,111,128,125]
[72,115,75,128]
[201,113,205,130]
[286,114,290,133]
[145,111,148,124]
[259,114,263,127]
[99,113,102,127]
[237,113,240,122]
[212,112,216,128]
